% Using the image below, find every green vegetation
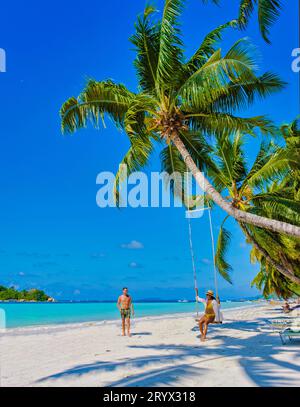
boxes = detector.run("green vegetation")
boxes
[213,118,300,298]
[0,285,50,302]
[248,119,300,298]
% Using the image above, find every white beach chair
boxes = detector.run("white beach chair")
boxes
[279,324,300,345]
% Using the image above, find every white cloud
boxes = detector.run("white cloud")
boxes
[73,289,81,295]
[18,272,25,276]
[201,258,211,265]
[90,252,105,259]
[128,262,143,269]
[121,240,144,250]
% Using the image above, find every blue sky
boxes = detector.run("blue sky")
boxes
[0,0,299,300]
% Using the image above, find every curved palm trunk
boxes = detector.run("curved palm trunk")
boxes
[239,223,300,285]
[172,133,300,238]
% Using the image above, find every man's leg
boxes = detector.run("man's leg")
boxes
[126,317,131,337]
[121,317,125,336]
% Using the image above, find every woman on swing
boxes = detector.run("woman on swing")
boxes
[195,288,220,341]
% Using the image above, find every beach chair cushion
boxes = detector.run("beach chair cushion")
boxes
[279,327,300,344]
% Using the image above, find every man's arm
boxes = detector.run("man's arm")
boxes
[130,297,134,316]
[117,296,121,311]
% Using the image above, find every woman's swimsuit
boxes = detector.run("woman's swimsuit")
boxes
[205,301,215,322]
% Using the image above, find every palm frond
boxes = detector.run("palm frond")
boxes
[238,0,282,44]
[281,117,300,147]
[60,80,135,133]
[215,224,233,283]
[244,223,297,269]
[160,144,186,199]
[209,72,286,114]
[201,0,220,4]
[240,140,275,193]
[156,0,185,89]
[124,94,158,136]
[257,0,282,44]
[185,19,238,74]
[178,39,261,108]
[189,113,275,137]
[243,147,298,190]
[214,132,247,186]
[114,133,154,206]
[252,193,300,225]
[238,0,255,29]
[179,131,213,171]
[130,6,160,92]
[225,38,259,72]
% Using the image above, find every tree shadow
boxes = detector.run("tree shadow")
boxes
[106,364,203,387]
[131,332,152,336]
[36,319,300,387]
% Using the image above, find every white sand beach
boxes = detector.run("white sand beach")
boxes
[1,304,299,387]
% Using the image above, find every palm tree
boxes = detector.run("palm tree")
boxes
[251,261,300,299]
[60,1,300,237]
[249,119,300,292]
[212,130,300,285]
[204,0,282,44]
[238,0,282,43]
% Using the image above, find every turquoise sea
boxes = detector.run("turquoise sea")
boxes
[0,301,258,329]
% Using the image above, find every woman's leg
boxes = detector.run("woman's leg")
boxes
[198,316,204,336]
[203,321,209,340]
[198,315,207,340]
[202,317,214,340]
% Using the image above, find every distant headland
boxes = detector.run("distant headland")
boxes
[0,285,55,302]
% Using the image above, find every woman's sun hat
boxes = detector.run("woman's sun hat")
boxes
[206,290,214,297]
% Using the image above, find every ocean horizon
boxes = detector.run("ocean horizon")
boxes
[0,300,263,329]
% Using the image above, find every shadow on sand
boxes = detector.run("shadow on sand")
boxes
[36,318,300,387]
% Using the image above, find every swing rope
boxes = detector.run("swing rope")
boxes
[187,216,199,317]
[186,206,219,314]
[208,207,219,299]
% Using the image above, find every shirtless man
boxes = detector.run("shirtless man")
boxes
[117,287,134,337]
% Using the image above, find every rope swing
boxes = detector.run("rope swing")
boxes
[186,205,219,309]
[187,215,199,316]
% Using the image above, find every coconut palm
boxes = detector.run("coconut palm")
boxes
[251,262,300,299]
[212,129,300,286]
[60,1,300,237]
[204,0,282,44]
[248,119,300,295]
[238,0,282,43]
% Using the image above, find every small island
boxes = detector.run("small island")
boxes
[0,285,54,302]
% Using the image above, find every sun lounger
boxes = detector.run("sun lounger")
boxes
[266,318,295,332]
[279,327,300,345]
